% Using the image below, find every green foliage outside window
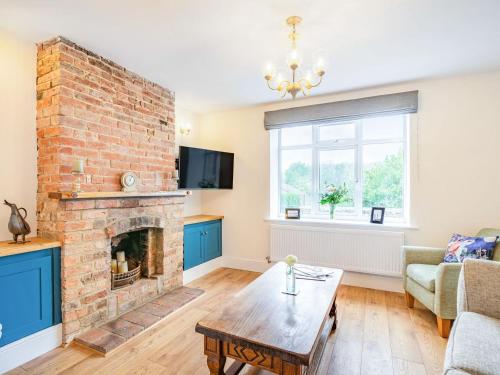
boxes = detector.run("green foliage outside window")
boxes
[281,149,404,213]
[281,192,301,208]
[363,150,404,208]
[283,162,311,193]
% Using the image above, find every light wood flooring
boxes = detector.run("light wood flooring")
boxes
[7,268,447,375]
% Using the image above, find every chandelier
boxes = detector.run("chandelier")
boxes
[264,16,326,99]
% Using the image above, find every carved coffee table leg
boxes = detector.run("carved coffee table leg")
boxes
[204,336,226,375]
[207,354,226,375]
[330,298,338,331]
[281,360,303,375]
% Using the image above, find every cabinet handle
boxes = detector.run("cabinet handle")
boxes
[0,322,3,339]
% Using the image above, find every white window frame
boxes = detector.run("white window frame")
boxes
[272,114,409,223]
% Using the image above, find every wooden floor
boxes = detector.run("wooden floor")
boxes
[7,268,447,375]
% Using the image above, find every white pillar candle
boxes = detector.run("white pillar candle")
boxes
[116,251,125,262]
[111,259,118,273]
[72,160,84,174]
[118,261,128,273]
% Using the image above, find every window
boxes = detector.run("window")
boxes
[273,114,409,222]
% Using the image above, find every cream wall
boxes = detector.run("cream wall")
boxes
[0,30,37,241]
[176,106,203,216]
[199,71,500,265]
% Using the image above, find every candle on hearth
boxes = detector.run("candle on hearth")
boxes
[118,261,128,273]
[116,251,125,262]
[111,259,118,273]
[72,159,84,174]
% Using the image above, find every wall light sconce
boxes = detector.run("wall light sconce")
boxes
[180,123,192,136]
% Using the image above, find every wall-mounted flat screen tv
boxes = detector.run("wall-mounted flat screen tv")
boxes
[178,146,234,189]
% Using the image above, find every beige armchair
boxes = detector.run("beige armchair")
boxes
[402,228,500,338]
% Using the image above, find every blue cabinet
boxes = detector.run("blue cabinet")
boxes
[183,220,222,270]
[0,248,61,347]
[203,221,222,261]
[184,224,204,270]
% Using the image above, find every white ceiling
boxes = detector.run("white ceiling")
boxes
[1,0,500,113]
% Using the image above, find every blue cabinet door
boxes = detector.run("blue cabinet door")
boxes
[0,250,54,347]
[183,224,204,270]
[204,221,222,262]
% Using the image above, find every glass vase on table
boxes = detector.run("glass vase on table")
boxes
[283,254,298,295]
[286,264,296,294]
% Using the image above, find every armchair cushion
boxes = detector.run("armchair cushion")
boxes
[406,264,437,292]
[444,312,500,375]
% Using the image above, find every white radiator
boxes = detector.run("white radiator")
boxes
[270,224,404,277]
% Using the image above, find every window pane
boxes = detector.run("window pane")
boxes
[281,149,312,213]
[362,115,405,140]
[281,126,312,146]
[319,123,355,142]
[362,143,404,218]
[319,149,356,215]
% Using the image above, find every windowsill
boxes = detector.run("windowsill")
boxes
[265,217,418,230]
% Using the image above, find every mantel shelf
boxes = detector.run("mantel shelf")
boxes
[48,191,187,200]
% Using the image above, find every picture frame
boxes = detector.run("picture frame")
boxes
[370,207,385,224]
[285,208,301,220]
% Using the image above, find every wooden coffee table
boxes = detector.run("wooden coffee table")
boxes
[195,262,343,375]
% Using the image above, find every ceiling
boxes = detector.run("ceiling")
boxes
[1,0,500,113]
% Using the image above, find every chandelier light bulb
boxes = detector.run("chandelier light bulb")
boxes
[276,72,284,84]
[314,58,326,76]
[286,48,302,70]
[264,63,276,80]
[305,70,313,87]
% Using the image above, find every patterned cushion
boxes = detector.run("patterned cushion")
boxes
[443,234,498,263]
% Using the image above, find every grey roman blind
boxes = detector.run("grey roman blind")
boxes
[264,90,418,130]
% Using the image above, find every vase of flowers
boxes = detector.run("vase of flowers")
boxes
[284,254,298,294]
[320,183,349,219]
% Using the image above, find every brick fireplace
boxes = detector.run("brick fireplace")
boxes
[35,37,184,343]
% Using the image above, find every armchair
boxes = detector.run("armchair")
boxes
[402,228,500,338]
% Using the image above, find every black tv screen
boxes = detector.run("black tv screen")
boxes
[179,146,234,189]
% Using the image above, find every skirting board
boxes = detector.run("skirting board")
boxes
[341,270,403,293]
[222,256,271,273]
[0,324,62,374]
[185,256,403,293]
[183,256,224,285]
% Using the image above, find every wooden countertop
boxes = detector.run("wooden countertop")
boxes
[0,237,61,258]
[49,191,186,200]
[184,215,224,225]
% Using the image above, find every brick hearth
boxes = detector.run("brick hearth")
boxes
[35,37,184,343]
[75,286,204,355]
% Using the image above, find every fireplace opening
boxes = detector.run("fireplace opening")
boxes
[110,227,164,289]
